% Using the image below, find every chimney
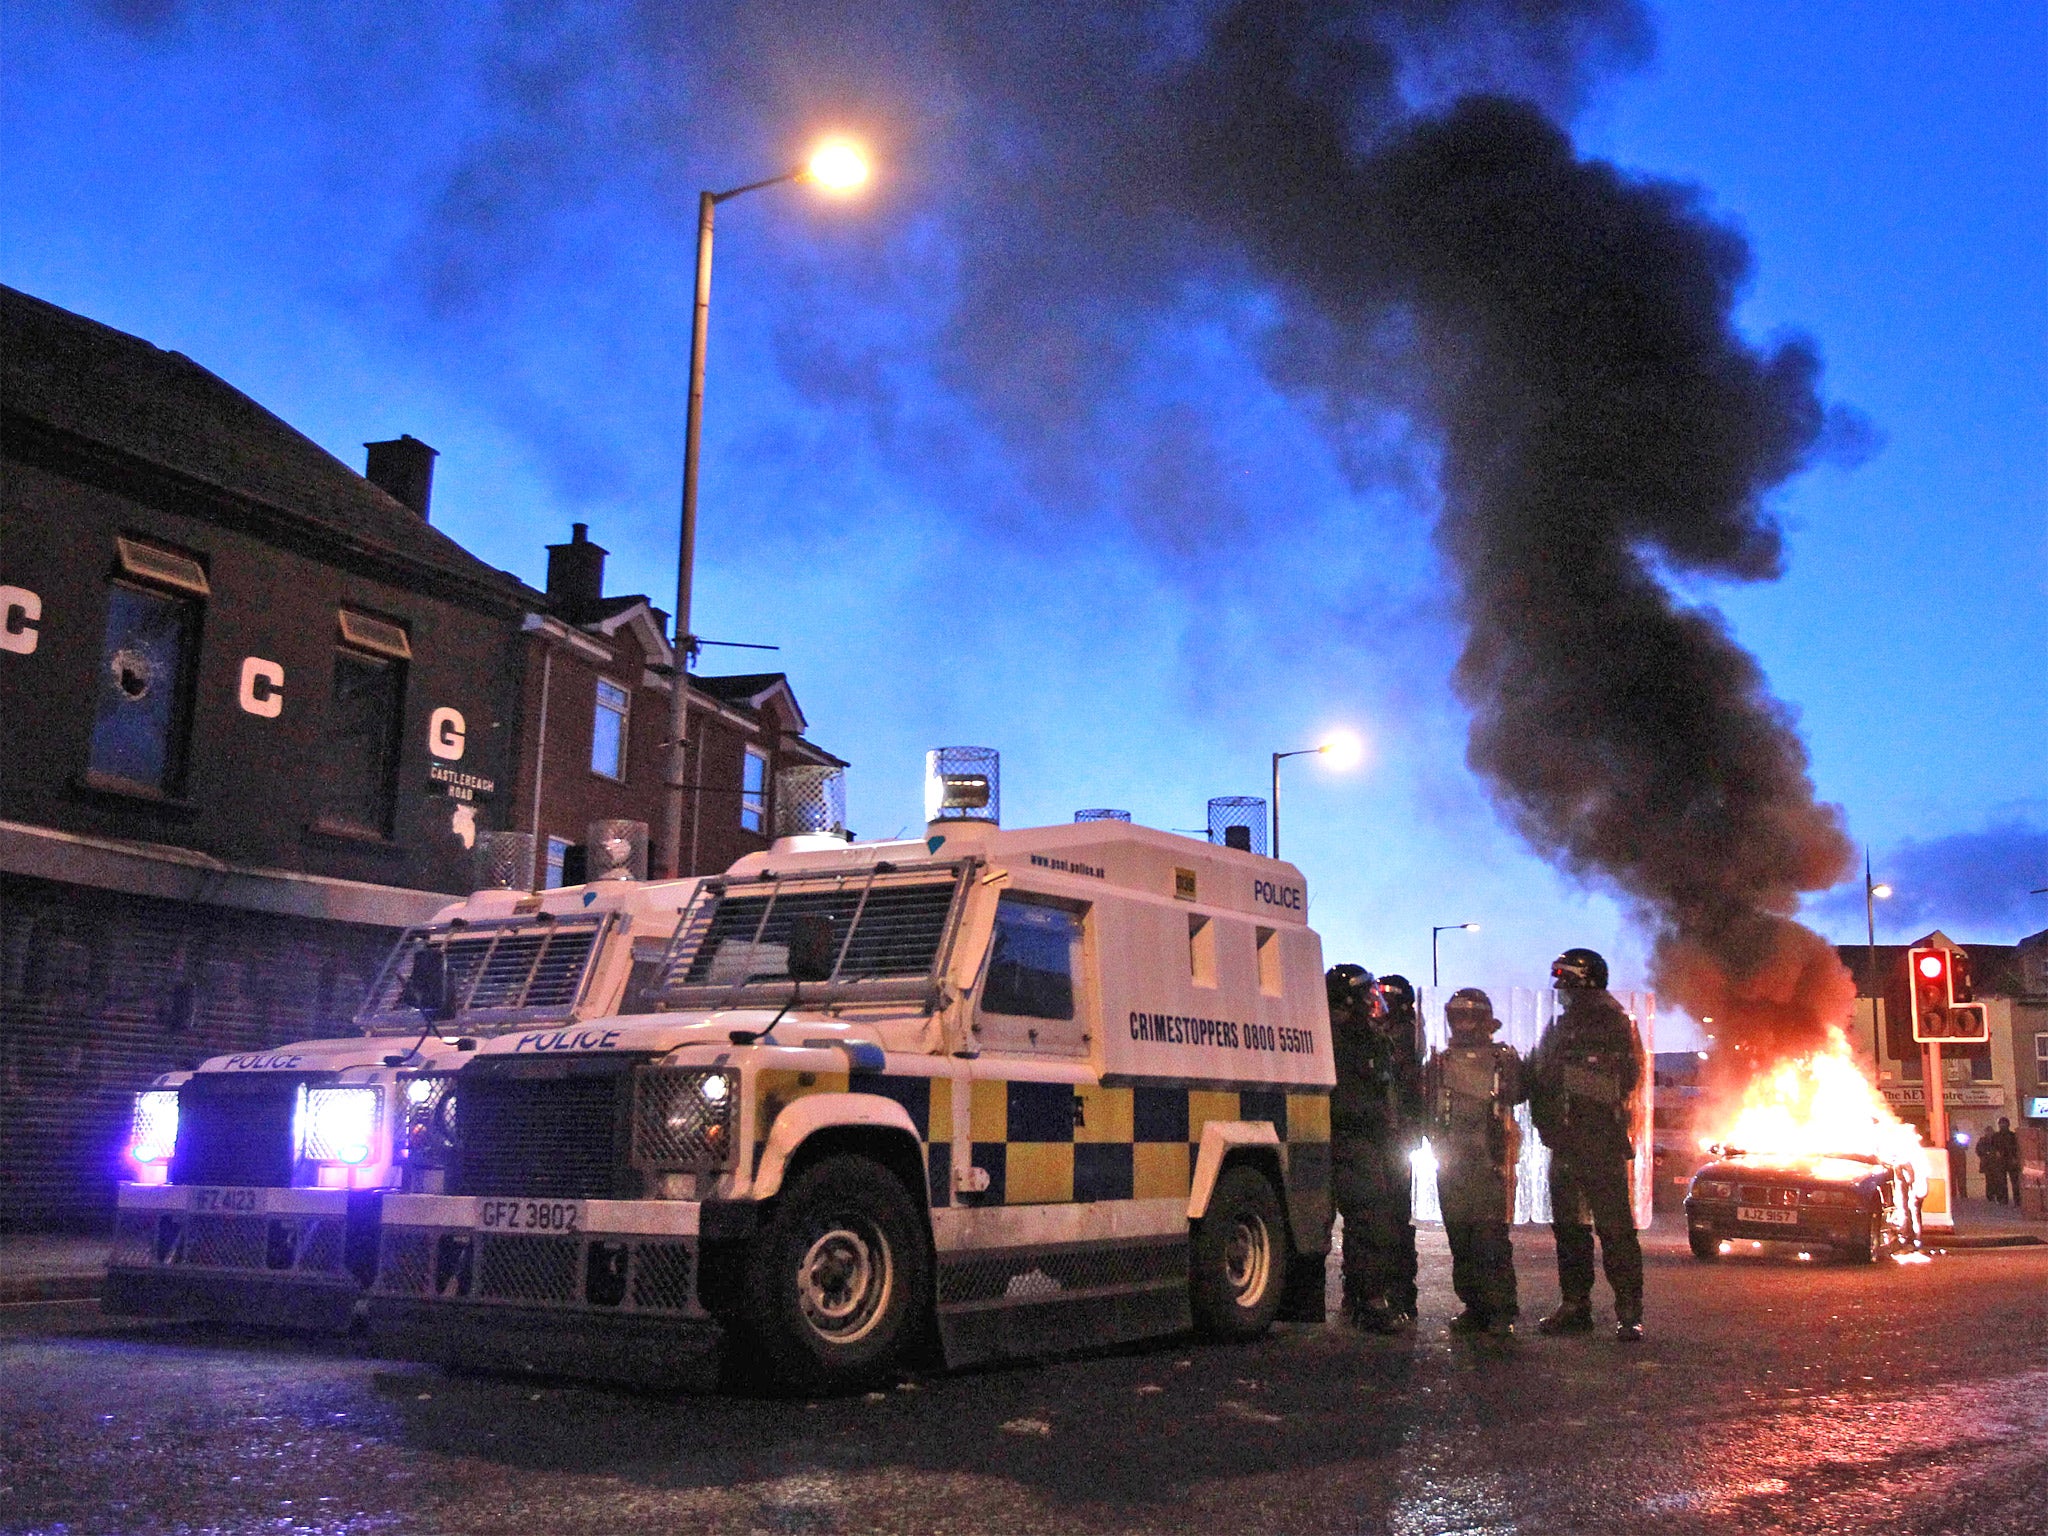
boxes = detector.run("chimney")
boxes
[364,434,439,521]
[545,523,607,614]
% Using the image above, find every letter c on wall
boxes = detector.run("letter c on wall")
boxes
[238,656,284,717]
[429,706,467,761]
[0,586,41,656]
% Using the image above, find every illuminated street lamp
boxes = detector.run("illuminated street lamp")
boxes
[1864,846,1893,1059]
[662,138,871,877]
[1269,730,1363,860]
[1431,922,1478,989]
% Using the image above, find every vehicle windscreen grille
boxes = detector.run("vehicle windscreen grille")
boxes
[683,883,957,985]
[356,915,609,1028]
[170,1077,306,1188]
[452,1073,625,1199]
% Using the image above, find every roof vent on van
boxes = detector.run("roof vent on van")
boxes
[926,746,999,827]
[587,819,647,881]
[1075,809,1131,823]
[774,765,848,840]
[1207,796,1267,856]
[473,830,537,892]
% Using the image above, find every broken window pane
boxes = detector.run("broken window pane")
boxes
[88,581,198,792]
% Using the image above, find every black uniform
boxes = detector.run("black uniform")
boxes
[1528,988,1644,1328]
[1330,986,1424,1324]
[1426,1011,1524,1330]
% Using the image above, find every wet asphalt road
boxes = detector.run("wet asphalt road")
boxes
[3,1222,2045,1536]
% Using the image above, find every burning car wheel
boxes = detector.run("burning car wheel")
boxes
[1191,1164,1285,1341]
[743,1153,931,1393]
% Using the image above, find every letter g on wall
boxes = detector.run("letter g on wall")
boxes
[429,707,466,761]
[238,656,285,717]
[0,586,41,656]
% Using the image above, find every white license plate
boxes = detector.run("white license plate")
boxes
[1737,1205,1798,1225]
[476,1197,584,1234]
[191,1187,259,1214]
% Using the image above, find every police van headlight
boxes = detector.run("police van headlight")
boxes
[297,1086,383,1166]
[129,1090,180,1166]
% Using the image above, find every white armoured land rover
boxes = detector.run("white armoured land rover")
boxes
[368,815,1337,1391]
[105,875,699,1329]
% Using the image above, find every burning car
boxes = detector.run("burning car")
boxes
[1686,1028,1930,1264]
[1685,1148,1921,1263]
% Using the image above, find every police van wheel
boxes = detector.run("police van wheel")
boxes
[744,1153,930,1393]
[1190,1164,1286,1341]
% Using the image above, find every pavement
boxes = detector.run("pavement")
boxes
[4,1216,2046,1535]
[0,1233,110,1304]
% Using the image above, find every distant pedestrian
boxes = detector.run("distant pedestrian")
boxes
[1947,1128,1971,1202]
[1327,964,1425,1332]
[1528,948,1646,1342]
[1425,987,1524,1337]
[1983,1117,2021,1205]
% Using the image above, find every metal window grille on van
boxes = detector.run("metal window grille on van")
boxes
[355,912,619,1030]
[654,860,975,1011]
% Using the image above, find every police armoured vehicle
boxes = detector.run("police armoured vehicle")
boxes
[106,865,699,1329]
[368,752,1337,1390]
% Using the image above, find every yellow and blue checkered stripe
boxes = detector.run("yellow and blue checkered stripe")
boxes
[754,1069,1329,1214]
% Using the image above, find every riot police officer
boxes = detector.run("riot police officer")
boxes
[1378,974,1424,1074]
[1327,964,1424,1331]
[1426,987,1524,1336]
[1528,948,1646,1341]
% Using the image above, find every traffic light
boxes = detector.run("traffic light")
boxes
[1945,1002,1990,1044]
[1949,948,1974,1004]
[1909,945,1954,1041]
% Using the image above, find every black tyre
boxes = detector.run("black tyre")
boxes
[1841,1220,1877,1265]
[743,1153,931,1392]
[1191,1163,1286,1341]
[1688,1228,1720,1261]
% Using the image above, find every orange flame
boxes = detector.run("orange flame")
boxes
[1702,1027,1927,1176]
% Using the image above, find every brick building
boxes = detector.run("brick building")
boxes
[513,522,845,884]
[1838,931,2045,1146]
[0,286,850,1228]
[0,284,543,1227]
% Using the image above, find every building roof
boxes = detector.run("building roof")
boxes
[0,284,539,611]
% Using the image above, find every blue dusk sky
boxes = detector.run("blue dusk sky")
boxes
[4,2,2042,1043]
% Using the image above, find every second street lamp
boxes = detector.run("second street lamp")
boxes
[1432,922,1478,988]
[1269,730,1363,860]
[661,138,870,878]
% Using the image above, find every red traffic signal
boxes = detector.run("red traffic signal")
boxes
[1909,945,1955,1042]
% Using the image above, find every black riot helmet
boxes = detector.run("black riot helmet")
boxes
[1377,973,1416,1017]
[1551,947,1609,991]
[1445,987,1499,1035]
[1326,964,1380,1017]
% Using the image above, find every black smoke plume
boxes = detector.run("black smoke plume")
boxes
[77,0,1866,1056]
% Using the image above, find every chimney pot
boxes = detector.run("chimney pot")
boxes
[363,434,438,521]
[545,522,608,616]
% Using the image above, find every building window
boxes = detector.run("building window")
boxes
[591,679,630,780]
[741,746,768,833]
[544,836,571,889]
[319,616,407,836]
[88,578,201,794]
[2036,1032,2048,1072]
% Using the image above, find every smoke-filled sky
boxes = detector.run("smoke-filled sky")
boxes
[5,1,2042,1041]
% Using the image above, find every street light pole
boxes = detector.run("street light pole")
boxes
[1431,922,1478,988]
[1270,749,1316,861]
[1267,731,1363,860]
[1864,847,1892,1067]
[659,145,867,878]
